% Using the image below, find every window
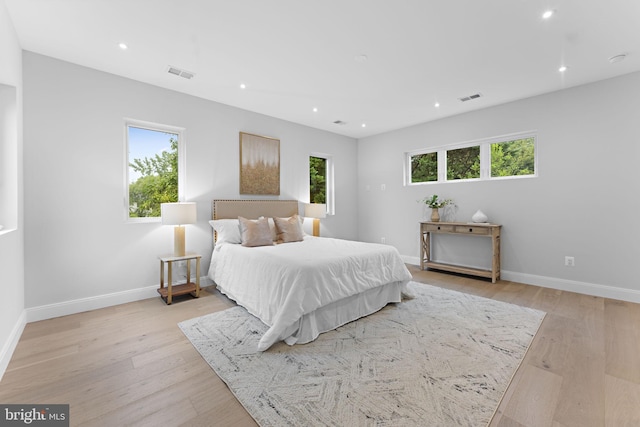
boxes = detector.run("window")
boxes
[406,132,536,185]
[447,146,480,180]
[410,152,437,183]
[125,120,185,221]
[491,137,535,177]
[309,154,334,215]
[310,156,326,203]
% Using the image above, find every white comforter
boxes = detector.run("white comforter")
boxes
[208,236,412,350]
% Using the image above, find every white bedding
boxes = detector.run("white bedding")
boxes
[208,236,412,350]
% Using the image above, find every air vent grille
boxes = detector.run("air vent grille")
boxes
[167,66,195,80]
[458,93,482,102]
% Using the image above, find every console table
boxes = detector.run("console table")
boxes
[420,222,502,283]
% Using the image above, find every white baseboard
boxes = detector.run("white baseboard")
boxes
[501,271,640,304]
[0,310,26,381]
[401,255,640,303]
[25,275,212,323]
[26,285,159,323]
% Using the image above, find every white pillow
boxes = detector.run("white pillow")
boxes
[209,219,241,244]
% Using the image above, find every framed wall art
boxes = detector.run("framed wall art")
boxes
[239,132,280,195]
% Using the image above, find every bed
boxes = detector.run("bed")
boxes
[207,199,412,351]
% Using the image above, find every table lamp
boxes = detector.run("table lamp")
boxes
[305,203,326,237]
[161,202,197,256]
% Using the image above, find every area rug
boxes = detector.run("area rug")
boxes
[179,281,545,426]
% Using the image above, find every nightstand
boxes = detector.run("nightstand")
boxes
[158,252,201,304]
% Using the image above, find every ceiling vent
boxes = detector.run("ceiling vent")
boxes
[333,120,347,125]
[458,93,482,102]
[167,66,195,80]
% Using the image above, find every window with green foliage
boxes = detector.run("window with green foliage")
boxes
[407,132,536,185]
[411,152,437,183]
[309,154,334,214]
[447,146,480,180]
[309,156,326,204]
[125,121,185,220]
[491,137,535,177]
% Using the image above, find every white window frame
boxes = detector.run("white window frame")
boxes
[124,118,186,223]
[405,131,537,186]
[310,152,335,216]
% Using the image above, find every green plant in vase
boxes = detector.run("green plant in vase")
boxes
[420,195,453,222]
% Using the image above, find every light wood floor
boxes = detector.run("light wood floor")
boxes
[1,267,639,426]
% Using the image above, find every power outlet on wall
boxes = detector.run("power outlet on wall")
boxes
[381,237,386,244]
[564,256,575,267]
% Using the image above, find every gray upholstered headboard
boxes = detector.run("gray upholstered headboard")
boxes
[212,199,300,220]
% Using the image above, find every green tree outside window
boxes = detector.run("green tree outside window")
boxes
[309,156,326,204]
[128,128,178,218]
[411,152,437,183]
[491,138,535,177]
[447,146,480,180]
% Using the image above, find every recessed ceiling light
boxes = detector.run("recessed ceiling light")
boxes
[434,102,440,108]
[361,123,366,128]
[240,83,246,89]
[542,10,554,19]
[609,54,627,64]
[558,65,567,72]
[118,43,128,50]
[313,107,318,112]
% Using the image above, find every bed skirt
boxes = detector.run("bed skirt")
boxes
[217,281,406,350]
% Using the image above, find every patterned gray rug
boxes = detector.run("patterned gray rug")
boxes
[179,282,545,426]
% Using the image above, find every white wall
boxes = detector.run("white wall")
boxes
[22,52,358,314]
[0,0,24,379]
[0,85,18,229]
[358,71,640,302]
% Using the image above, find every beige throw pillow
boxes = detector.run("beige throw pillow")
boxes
[239,216,274,247]
[273,214,304,243]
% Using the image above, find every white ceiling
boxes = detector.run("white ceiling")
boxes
[5,0,640,138]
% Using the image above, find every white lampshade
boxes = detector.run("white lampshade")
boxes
[162,202,196,256]
[305,203,327,219]
[161,202,197,225]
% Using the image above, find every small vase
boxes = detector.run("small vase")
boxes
[472,210,488,223]
[431,208,440,222]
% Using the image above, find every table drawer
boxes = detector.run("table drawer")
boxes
[454,225,491,235]
[425,224,455,233]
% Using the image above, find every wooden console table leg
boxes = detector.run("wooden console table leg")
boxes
[421,231,431,270]
[491,230,501,283]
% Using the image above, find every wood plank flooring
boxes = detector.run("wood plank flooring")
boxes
[1,266,639,426]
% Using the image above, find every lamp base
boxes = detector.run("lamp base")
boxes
[312,218,320,237]
[174,225,186,256]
